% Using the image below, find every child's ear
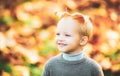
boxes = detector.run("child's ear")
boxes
[79,36,88,45]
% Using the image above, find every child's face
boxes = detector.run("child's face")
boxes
[55,17,82,54]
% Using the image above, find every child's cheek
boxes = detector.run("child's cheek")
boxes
[66,38,73,43]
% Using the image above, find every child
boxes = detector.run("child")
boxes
[42,12,104,76]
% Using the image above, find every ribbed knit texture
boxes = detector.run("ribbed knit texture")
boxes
[42,54,104,76]
[62,51,84,61]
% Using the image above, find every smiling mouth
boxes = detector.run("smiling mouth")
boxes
[57,43,67,47]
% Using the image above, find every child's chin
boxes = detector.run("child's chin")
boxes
[59,49,66,52]
[60,50,68,53]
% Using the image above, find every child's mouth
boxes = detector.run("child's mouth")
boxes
[57,43,67,47]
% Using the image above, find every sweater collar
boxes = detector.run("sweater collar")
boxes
[62,49,85,61]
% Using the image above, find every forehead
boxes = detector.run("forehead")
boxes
[57,17,79,32]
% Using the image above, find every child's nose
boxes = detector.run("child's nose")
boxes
[57,35,65,41]
[58,39,64,42]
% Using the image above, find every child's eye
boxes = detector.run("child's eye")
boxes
[56,33,60,36]
[65,34,71,37]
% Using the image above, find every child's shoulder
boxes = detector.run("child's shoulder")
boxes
[45,54,61,65]
[85,56,104,75]
[85,56,102,70]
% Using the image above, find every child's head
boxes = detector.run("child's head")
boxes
[55,12,93,54]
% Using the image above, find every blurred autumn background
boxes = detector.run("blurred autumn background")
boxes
[0,0,120,76]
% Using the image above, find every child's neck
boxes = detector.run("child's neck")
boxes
[62,49,85,61]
